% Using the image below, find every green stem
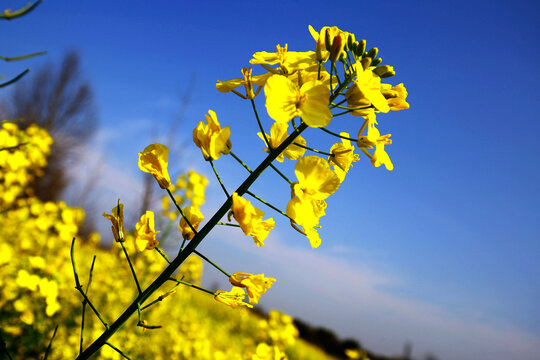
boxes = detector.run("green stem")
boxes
[360,147,373,159]
[0,68,29,88]
[167,188,197,237]
[120,241,142,295]
[217,222,241,227]
[229,150,253,173]
[209,159,230,198]
[140,284,179,311]
[178,238,187,256]
[251,98,270,149]
[320,127,359,142]
[155,246,171,264]
[75,123,308,360]
[80,256,97,355]
[0,51,47,62]
[330,98,348,108]
[71,238,109,330]
[269,163,292,185]
[329,74,354,103]
[169,277,216,296]
[0,0,42,20]
[193,249,231,277]
[42,325,58,360]
[245,190,291,220]
[105,342,131,360]
[293,142,333,157]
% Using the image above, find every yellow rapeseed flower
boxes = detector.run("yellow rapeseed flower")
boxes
[381,83,410,111]
[214,286,253,308]
[216,67,271,99]
[134,211,160,252]
[138,143,172,189]
[357,124,393,171]
[178,206,204,240]
[264,74,332,127]
[250,43,316,75]
[286,197,326,249]
[292,155,340,201]
[193,110,232,161]
[257,123,306,162]
[230,193,275,247]
[102,199,125,242]
[345,62,390,118]
[329,132,360,174]
[229,272,276,305]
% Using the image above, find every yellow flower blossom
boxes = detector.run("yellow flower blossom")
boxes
[381,83,410,111]
[102,200,125,242]
[292,155,340,201]
[250,44,316,75]
[230,193,275,247]
[345,61,390,118]
[193,110,232,161]
[229,272,276,305]
[216,67,272,99]
[286,197,326,249]
[134,211,160,252]
[264,75,332,127]
[329,132,360,174]
[357,124,393,171]
[257,123,306,162]
[138,143,171,189]
[178,206,204,240]
[214,286,253,308]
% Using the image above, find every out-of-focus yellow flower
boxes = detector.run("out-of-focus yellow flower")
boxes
[257,123,306,162]
[216,67,272,99]
[250,44,316,75]
[229,272,276,305]
[230,193,275,247]
[252,343,287,360]
[193,110,232,161]
[214,286,253,308]
[186,170,208,208]
[138,143,171,189]
[345,62,390,118]
[264,75,331,127]
[178,206,204,240]
[102,200,125,242]
[357,123,393,171]
[134,211,160,252]
[292,155,340,201]
[329,132,360,174]
[381,83,409,111]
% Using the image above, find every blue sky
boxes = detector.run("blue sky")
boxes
[3,1,539,359]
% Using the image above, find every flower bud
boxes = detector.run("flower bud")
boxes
[330,34,345,63]
[360,56,372,70]
[356,40,367,57]
[373,65,394,77]
[367,47,378,59]
[371,57,382,66]
[347,33,356,51]
[324,28,333,52]
[380,70,396,78]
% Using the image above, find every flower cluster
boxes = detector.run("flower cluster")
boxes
[214,24,409,249]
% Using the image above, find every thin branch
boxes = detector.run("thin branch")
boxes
[0,0,42,20]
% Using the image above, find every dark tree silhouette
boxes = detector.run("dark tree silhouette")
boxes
[2,51,97,202]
